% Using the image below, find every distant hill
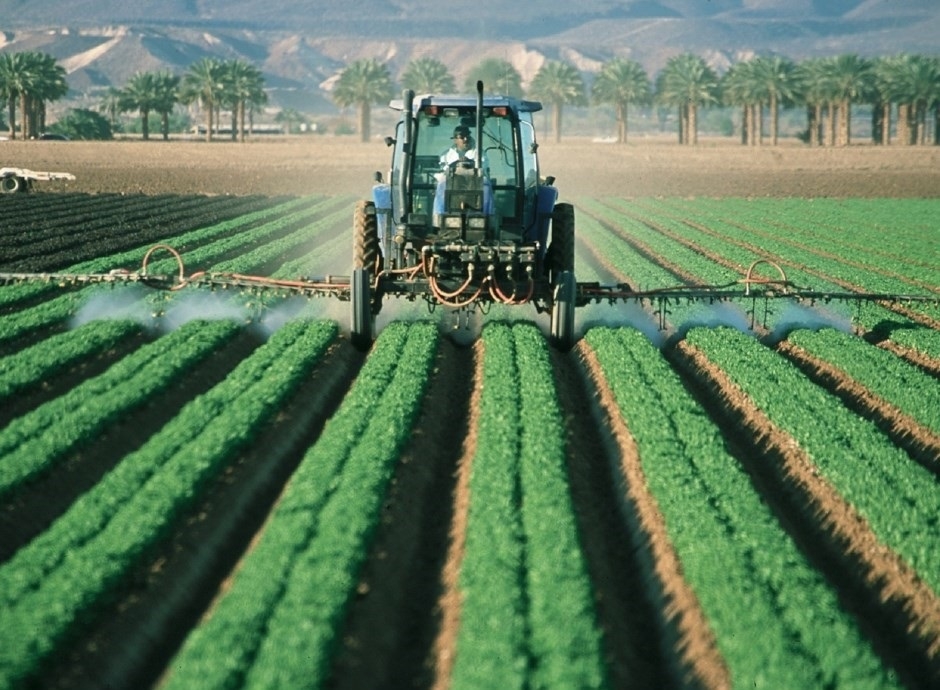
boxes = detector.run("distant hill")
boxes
[0,0,937,116]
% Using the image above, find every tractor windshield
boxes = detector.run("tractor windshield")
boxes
[407,106,527,236]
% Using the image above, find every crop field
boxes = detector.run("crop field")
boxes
[0,140,938,689]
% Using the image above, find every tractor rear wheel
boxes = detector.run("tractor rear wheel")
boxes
[550,270,576,351]
[548,202,575,284]
[0,176,24,194]
[351,200,381,350]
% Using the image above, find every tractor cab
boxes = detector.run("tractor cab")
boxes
[374,88,557,262]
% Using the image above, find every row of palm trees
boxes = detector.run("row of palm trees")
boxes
[337,53,940,146]
[3,49,938,145]
[0,51,68,140]
[100,57,267,141]
[0,51,265,141]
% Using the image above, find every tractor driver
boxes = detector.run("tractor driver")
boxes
[440,125,479,170]
[433,124,493,225]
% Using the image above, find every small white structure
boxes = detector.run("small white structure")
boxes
[0,167,76,193]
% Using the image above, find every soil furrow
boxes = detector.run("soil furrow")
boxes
[328,335,473,690]
[556,343,682,688]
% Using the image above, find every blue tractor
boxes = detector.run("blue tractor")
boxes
[350,82,576,350]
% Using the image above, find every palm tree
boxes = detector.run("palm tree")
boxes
[180,57,226,141]
[24,53,68,138]
[795,58,838,146]
[99,86,124,131]
[656,53,719,144]
[591,58,651,143]
[275,107,305,134]
[0,52,67,139]
[528,61,586,143]
[224,59,266,142]
[119,72,161,140]
[332,58,394,143]
[401,57,455,93]
[752,56,798,146]
[463,58,523,98]
[0,52,29,139]
[152,71,181,141]
[827,54,872,146]
[893,54,940,145]
[721,60,762,145]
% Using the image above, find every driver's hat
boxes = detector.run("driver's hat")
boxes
[452,125,470,139]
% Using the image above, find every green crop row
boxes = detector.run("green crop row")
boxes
[451,322,606,690]
[163,321,438,689]
[786,327,940,434]
[0,197,349,349]
[0,196,321,311]
[0,319,338,689]
[685,326,940,594]
[0,318,142,401]
[651,198,940,285]
[597,198,940,356]
[575,207,757,332]
[586,326,900,689]
[0,319,240,499]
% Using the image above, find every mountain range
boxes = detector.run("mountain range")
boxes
[0,0,937,115]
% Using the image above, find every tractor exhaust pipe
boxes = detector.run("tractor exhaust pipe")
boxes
[475,80,484,173]
[399,89,415,223]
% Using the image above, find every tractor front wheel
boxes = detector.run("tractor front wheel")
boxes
[350,200,381,350]
[548,202,575,284]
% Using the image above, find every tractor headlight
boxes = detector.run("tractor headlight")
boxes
[467,216,486,230]
[443,216,463,230]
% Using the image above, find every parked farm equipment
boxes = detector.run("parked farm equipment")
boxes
[1,85,937,348]
[1,167,75,194]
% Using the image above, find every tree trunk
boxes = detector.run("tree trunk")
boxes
[755,102,764,146]
[826,102,836,147]
[359,101,371,143]
[8,95,16,140]
[770,95,779,146]
[617,102,628,143]
[552,102,563,143]
[20,93,29,139]
[141,109,150,140]
[688,104,697,145]
[838,98,851,146]
[741,105,748,145]
[897,103,911,146]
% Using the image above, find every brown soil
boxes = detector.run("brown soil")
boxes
[4,137,940,198]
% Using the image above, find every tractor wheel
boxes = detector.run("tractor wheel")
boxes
[0,176,24,194]
[351,199,381,350]
[548,202,575,284]
[550,270,576,351]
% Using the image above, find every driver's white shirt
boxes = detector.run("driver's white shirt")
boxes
[440,148,477,167]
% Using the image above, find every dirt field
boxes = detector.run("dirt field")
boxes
[3,136,939,198]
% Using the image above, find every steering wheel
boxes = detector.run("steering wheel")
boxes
[448,159,475,172]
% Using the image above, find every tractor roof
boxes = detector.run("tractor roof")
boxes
[389,93,543,114]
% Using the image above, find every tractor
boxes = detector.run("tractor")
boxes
[349,82,577,350]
